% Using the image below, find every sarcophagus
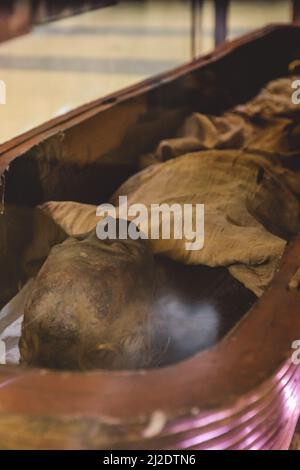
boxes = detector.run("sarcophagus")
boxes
[0,24,300,450]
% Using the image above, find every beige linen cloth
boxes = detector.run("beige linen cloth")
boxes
[40,76,300,297]
[140,76,300,168]
[41,150,300,297]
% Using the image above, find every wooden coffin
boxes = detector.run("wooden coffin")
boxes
[0,24,300,450]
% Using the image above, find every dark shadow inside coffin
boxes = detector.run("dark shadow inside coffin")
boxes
[153,259,255,365]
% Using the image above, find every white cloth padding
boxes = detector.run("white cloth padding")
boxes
[0,280,33,365]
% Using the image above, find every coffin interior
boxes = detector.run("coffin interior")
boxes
[1,25,300,365]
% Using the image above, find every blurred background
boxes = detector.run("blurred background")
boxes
[0,0,299,144]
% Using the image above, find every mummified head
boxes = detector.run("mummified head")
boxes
[20,220,160,371]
